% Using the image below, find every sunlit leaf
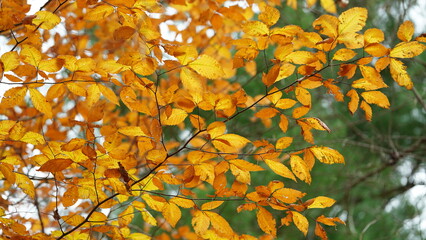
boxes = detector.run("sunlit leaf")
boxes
[292,211,309,236]
[33,11,61,30]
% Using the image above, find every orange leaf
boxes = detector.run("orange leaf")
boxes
[360,100,372,121]
[397,20,414,42]
[29,88,53,118]
[257,207,276,236]
[15,174,35,199]
[390,58,412,89]
[290,155,311,184]
[259,4,280,26]
[276,137,293,149]
[205,211,234,237]
[361,91,390,109]
[163,203,181,227]
[265,159,296,181]
[315,223,328,240]
[38,158,73,172]
[292,211,309,236]
[346,89,359,114]
[201,201,224,211]
[307,196,336,209]
[273,188,305,203]
[316,215,345,226]
[192,210,210,235]
[309,146,344,164]
[332,48,357,61]
[295,87,311,106]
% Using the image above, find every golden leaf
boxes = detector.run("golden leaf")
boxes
[397,20,414,42]
[205,211,234,237]
[338,7,368,36]
[229,159,264,171]
[242,21,269,37]
[201,201,224,211]
[21,45,41,67]
[39,58,64,72]
[364,28,385,44]
[272,188,305,203]
[1,52,20,71]
[118,126,148,137]
[265,159,296,181]
[285,51,317,65]
[98,84,119,105]
[161,108,188,125]
[257,207,276,236]
[259,5,280,26]
[29,88,53,118]
[292,211,309,236]
[313,15,338,38]
[188,55,225,79]
[290,155,311,184]
[38,158,73,172]
[320,0,337,13]
[390,58,412,89]
[163,203,181,227]
[275,98,298,109]
[360,100,372,121]
[33,11,61,30]
[307,196,336,209]
[84,5,115,21]
[15,174,35,199]
[192,210,210,236]
[332,48,357,61]
[20,132,46,145]
[295,87,311,106]
[276,137,293,149]
[361,91,390,109]
[346,89,359,114]
[170,197,195,208]
[213,134,250,152]
[316,215,345,226]
[309,146,345,164]
[390,41,425,58]
[297,117,331,132]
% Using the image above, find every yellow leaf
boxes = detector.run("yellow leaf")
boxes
[1,52,20,71]
[181,67,203,95]
[364,28,384,44]
[275,98,297,109]
[332,48,357,61]
[390,41,425,58]
[290,155,311,184]
[361,91,390,109]
[97,59,129,74]
[316,215,345,226]
[133,57,157,76]
[297,117,331,132]
[39,58,64,72]
[163,203,181,227]
[38,158,73,172]
[118,126,148,137]
[360,100,372,121]
[279,114,289,133]
[119,206,134,226]
[292,105,311,119]
[161,108,188,125]
[285,51,317,65]
[338,7,368,36]
[201,201,224,211]
[62,214,85,226]
[313,14,338,38]
[276,137,293,149]
[259,5,280,26]
[33,11,61,30]
[15,173,35,199]
[272,188,305,203]
[310,146,345,164]
[98,84,119,105]
[0,163,16,184]
[205,211,234,237]
[230,164,251,184]
[86,84,101,107]
[320,0,337,14]
[141,209,157,226]
[170,197,195,208]
[264,159,296,181]
[397,20,414,42]
[21,45,41,67]
[128,233,150,240]
[229,159,264,171]
[213,134,250,152]
[9,122,25,141]
[146,149,167,163]
[88,212,107,225]
[292,211,309,236]
[0,120,16,135]
[257,207,276,236]
[390,58,412,89]
[295,87,311,106]
[364,43,389,57]
[84,5,115,21]
[75,58,96,72]
[207,121,226,139]
[242,21,269,37]
[192,210,210,236]
[29,88,53,118]
[307,196,336,209]
[20,131,46,145]
[188,55,225,79]
[346,89,359,114]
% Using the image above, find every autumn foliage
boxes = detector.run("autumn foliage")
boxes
[0,0,425,239]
